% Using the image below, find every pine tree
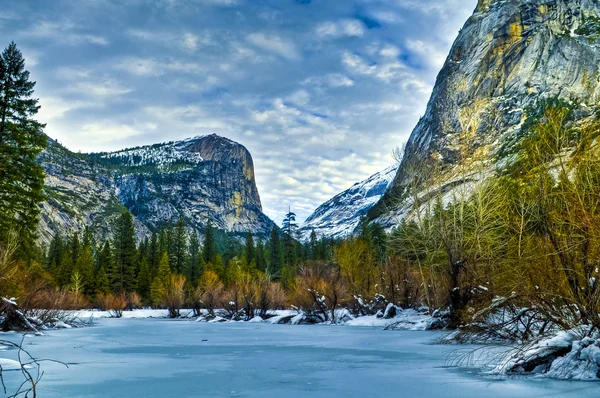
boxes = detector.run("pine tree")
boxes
[165,222,176,268]
[309,229,317,261]
[46,233,64,274]
[245,232,255,265]
[282,209,297,267]
[57,234,80,288]
[203,220,215,264]
[158,229,168,258]
[98,241,112,273]
[188,231,202,284]
[76,244,95,297]
[70,270,85,296]
[0,42,47,251]
[256,237,266,272]
[137,258,152,302]
[95,266,111,295]
[82,226,94,249]
[70,232,80,266]
[113,211,138,292]
[223,236,238,266]
[150,252,171,305]
[269,225,282,278]
[174,216,187,274]
[212,253,225,281]
[149,232,159,270]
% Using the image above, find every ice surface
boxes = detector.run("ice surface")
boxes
[1,319,600,397]
[0,358,24,370]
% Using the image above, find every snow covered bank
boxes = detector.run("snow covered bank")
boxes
[346,308,441,330]
[72,306,443,331]
[493,329,600,380]
[73,309,187,319]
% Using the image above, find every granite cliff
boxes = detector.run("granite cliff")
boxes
[38,134,274,243]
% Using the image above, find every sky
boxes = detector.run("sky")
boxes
[0,0,477,225]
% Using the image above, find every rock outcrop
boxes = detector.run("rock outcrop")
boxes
[38,134,274,243]
[371,0,600,225]
[299,166,397,240]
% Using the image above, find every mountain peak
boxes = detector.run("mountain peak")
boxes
[371,0,600,224]
[38,133,273,243]
[299,165,397,240]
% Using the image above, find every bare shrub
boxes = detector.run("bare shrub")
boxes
[293,264,347,324]
[194,271,224,317]
[97,293,127,318]
[22,289,88,326]
[126,292,142,311]
[258,281,286,318]
[163,275,186,318]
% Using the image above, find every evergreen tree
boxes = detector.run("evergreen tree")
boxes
[173,216,187,274]
[46,233,64,274]
[370,222,388,263]
[57,234,79,288]
[282,209,298,267]
[150,252,171,305]
[70,232,80,266]
[138,237,149,265]
[165,222,176,268]
[76,244,95,296]
[158,228,168,258]
[203,220,215,264]
[82,226,94,249]
[223,236,238,266]
[256,237,266,272]
[211,253,225,281]
[0,42,47,251]
[97,241,112,273]
[113,211,138,292]
[187,231,202,284]
[95,266,111,295]
[149,232,159,270]
[268,225,282,277]
[309,229,317,261]
[137,258,152,302]
[244,232,255,265]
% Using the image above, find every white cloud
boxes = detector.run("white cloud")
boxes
[303,73,355,88]
[200,0,240,5]
[380,44,401,58]
[342,51,407,82]
[115,57,205,76]
[25,21,108,46]
[182,33,199,52]
[247,33,300,60]
[37,97,93,122]
[315,19,366,39]
[406,39,448,69]
[127,29,213,52]
[79,123,142,143]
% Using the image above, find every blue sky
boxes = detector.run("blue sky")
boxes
[1,0,477,224]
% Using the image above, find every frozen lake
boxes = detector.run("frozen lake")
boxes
[2,319,600,397]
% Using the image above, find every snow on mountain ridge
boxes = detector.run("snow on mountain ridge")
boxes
[100,136,209,169]
[299,165,398,240]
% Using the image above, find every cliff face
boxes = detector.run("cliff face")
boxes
[299,166,397,240]
[371,0,600,224]
[38,134,274,243]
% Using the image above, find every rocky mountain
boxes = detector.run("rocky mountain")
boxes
[38,134,275,243]
[299,166,397,240]
[370,0,600,225]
